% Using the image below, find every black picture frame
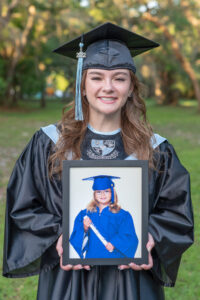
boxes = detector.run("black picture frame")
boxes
[62,160,149,266]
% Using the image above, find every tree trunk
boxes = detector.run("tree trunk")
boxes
[4,6,36,106]
[11,89,18,106]
[40,89,46,108]
[5,58,18,105]
[154,67,179,105]
[154,75,165,104]
[143,12,200,112]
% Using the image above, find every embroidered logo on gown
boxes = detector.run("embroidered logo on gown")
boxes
[91,139,115,156]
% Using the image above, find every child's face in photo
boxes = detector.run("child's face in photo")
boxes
[95,188,111,206]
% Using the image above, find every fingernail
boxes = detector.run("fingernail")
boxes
[128,263,133,267]
[147,246,151,252]
[77,264,83,268]
[118,266,123,270]
[66,265,73,269]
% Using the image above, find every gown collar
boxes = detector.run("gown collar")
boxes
[87,124,121,136]
[96,205,110,214]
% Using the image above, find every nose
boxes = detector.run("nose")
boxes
[102,78,114,93]
[100,191,106,195]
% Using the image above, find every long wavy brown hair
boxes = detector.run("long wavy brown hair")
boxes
[49,70,155,177]
[87,189,121,213]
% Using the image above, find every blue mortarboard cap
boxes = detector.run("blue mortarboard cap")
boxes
[82,175,120,203]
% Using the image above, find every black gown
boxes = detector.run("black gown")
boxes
[3,128,194,300]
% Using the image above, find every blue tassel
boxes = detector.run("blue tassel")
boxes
[75,42,86,121]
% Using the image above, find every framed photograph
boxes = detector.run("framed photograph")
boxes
[62,160,148,265]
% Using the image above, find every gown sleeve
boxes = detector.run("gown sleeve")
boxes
[69,210,87,258]
[3,130,62,278]
[148,141,194,287]
[110,211,138,258]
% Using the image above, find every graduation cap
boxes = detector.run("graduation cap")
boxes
[53,22,159,120]
[82,175,120,204]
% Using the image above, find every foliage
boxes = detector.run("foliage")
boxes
[0,56,6,95]
[0,0,200,108]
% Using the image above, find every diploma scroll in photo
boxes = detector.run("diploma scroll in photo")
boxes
[62,160,149,265]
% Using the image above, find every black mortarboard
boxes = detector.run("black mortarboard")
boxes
[53,22,159,61]
[53,22,159,120]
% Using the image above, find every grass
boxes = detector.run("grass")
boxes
[0,101,199,299]
[147,105,200,300]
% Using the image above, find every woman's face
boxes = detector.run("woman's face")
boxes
[95,188,111,206]
[84,69,133,118]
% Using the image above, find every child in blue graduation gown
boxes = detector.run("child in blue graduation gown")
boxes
[70,175,138,259]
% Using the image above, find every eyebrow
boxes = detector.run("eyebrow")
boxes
[113,72,129,76]
[87,71,129,76]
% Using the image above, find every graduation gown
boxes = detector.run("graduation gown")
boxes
[3,128,194,300]
[70,207,138,258]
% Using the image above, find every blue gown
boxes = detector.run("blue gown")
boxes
[70,206,138,259]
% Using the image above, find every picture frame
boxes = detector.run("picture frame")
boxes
[62,160,149,266]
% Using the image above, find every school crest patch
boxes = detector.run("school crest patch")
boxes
[91,139,115,156]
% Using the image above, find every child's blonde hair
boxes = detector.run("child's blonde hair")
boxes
[86,188,121,213]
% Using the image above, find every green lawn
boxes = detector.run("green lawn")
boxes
[0,101,199,299]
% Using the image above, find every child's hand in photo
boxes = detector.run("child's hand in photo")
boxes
[83,216,92,232]
[106,242,114,252]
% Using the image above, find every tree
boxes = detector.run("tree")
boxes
[0,1,36,105]
[0,0,200,111]
[142,10,200,111]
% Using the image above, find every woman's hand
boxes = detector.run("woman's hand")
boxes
[118,233,155,271]
[83,216,92,232]
[56,234,91,271]
[106,242,114,252]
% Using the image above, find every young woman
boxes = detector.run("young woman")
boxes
[3,23,193,300]
[69,175,138,259]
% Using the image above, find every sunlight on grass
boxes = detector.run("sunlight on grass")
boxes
[180,100,197,107]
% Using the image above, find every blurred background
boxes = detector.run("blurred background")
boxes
[0,0,199,299]
[0,0,200,109]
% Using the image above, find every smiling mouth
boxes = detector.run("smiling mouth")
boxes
[98,97,117,103]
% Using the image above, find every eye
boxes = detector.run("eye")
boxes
[115,77,126,82]
[91,77,102,81]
